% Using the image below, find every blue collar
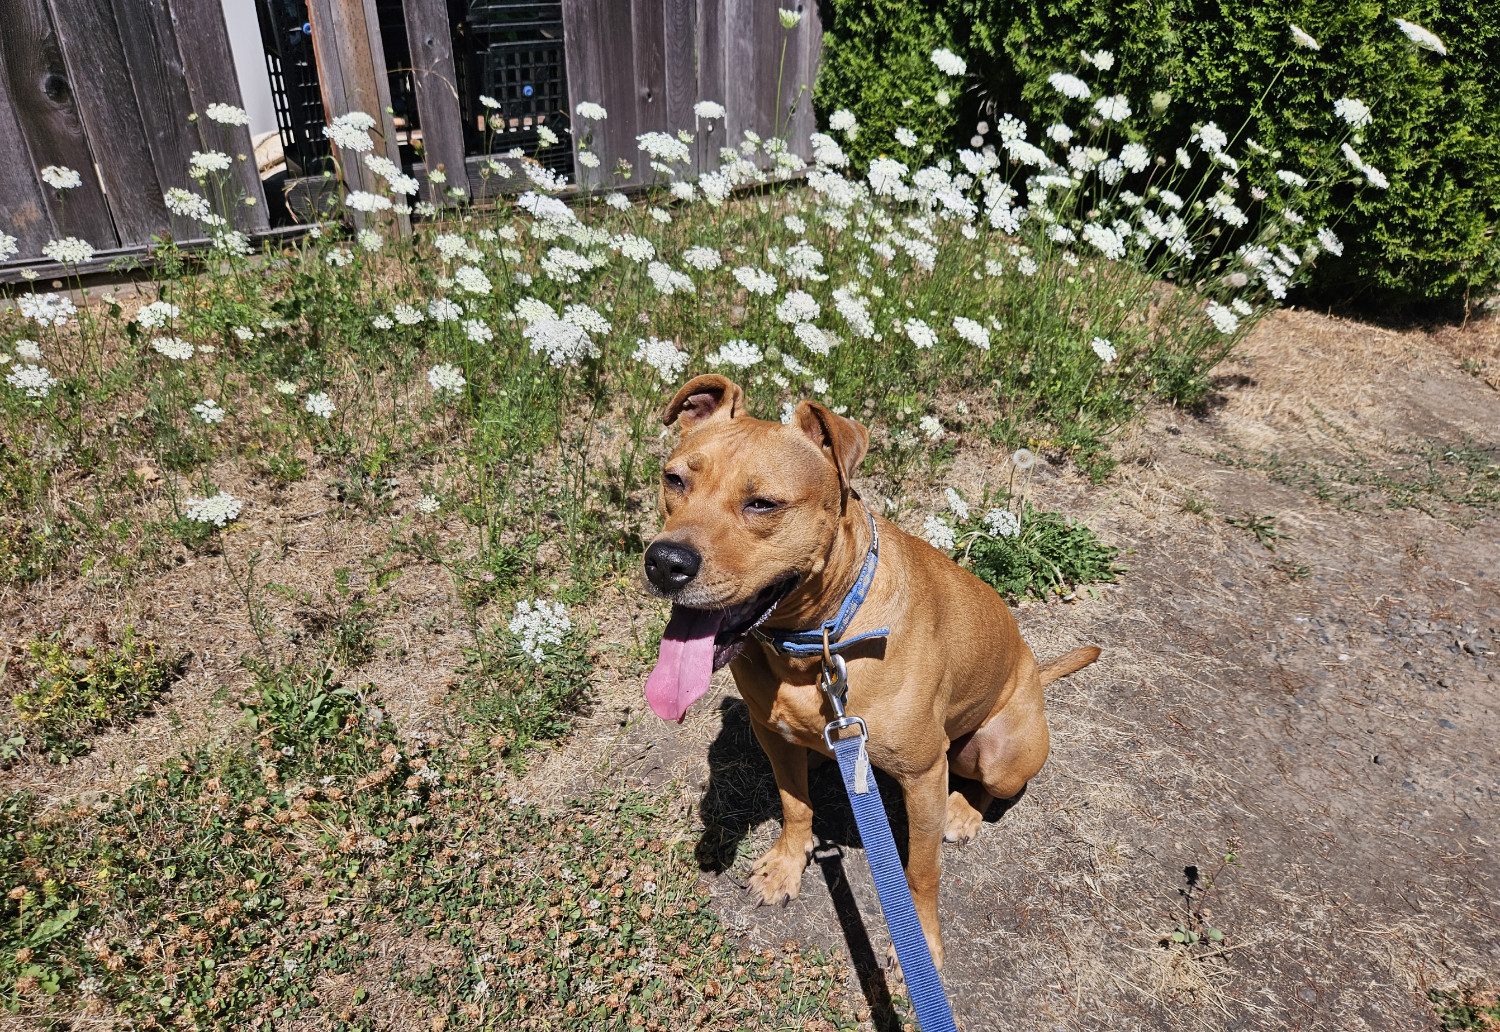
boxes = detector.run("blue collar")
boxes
[754,509,891,659]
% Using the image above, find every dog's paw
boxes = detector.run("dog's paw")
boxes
[747,842,809,906]
[942,789,984,845]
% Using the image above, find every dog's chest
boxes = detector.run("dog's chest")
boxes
[764,684,830,745]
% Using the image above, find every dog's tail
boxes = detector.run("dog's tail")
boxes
[1037,646,1101,686]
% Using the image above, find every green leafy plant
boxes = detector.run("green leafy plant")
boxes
[936,494,1121,599]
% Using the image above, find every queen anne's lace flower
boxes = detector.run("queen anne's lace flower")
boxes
[633,336,689,381]
[1290,24,1321,51]
[1206,302,1240,334]
[186,493,243,527]
[682,246,722,271]
[1317,227,1344,257]
[931,47,966,76]
[709,339,762,368]
[1392,17,1446,55]
[417,495,441,514]
[345,191,392,213]
[193,398,225,424]
[1048,73,1091,101]
[152,336,194,360]
[775,290,820,325]
[904,318,939,350]
[393,303,424,326]
[575,101,608,120]
[509,599,571,663]
[305,392,336,419]
[205,102,249,126]
[984,509,1021,537]
[453,265,491,295]
[923,515,955,550]
[524,320,595,367]
[647,262,695,295]
[694,100,726,120]
[40,165,82,189]
[612,234,656,263]
[1090,337,1118,363]
[42,237,94,264]
[427,363,466,394]
[1093,95,1131,121]
[6,364,58,398]
[945,487,969,520]
[952,316,990,350]
[733,266,776,295]
[189,151,232,177]
[637,132,690,164]
[829,109,857,134]
[136,301,181,329]
[1334,97,1372,128]
[324,112,376,151]
[428,298,463,322]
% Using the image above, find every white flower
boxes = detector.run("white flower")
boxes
[682,246,722,271]
[828,109,857,134]
[931,47,966,76]
[463,319,493,344]
[952,316,990,350]
[633,336,689,381]
[323,112,376,151]
[710,339,762,368]
[40,165,82,190]
[775,290,820,324]
[152,336,194,360]
[1276,169,1308,188]
[205,102,249,126]
[1048,73,1091,101]
[1119,142,1151,173]
[1317,227,1344,257]
[649,206,672,224]
[923,515,955,550]
[304,391,336,419]
[894,127,919,148]
[417,495,441,514]
[536,125,559,148]
[918,415,944,441]
[357,229,384,252]
[613,234,656,263]
[1093,95,1131,122]
[945,487,969,520]
[1195,121,1228,154]
[5,364,58,399]
[135,300,181,329]
[193,398,225,424]
[1046,123,1074,145]
[0,232,16,261]
[904,319,939,350]
[1018,256,1038,276]
[983,509,1020,537]
[525,319,596,367]
[637,131,690,164]
[19,291,76,327]
[510,598,571,662]
[185,493,242,527]
[427,363,466,394]
[189,150,232,177]
[578,151,601,169]
[345,190,392,213]
[794,322,834,355]
[454,265,492,295]
[694,100,726,120]
[1090,336,1118,363]
[428,298,464,322]
[325,247,353,267]
[1334,97,1372,128]
[647,261,695,295]
[605,192,631,211]
[14,340,42,361]
[562,303,611,335]
[1085,49,1115,71]
[393,303,424,326]
[777,7,802,28]
[162,188,210,220]
[733,265,777,295]
[274,380,297,395]
[576,101,608,120]
[1290,24,1321,51]
[1393,17,1446,55]
[1206,302,1240,334]
[867,157,908,196]
[42,237,94,264]
[1012,448,1036,471]
[372,314,393,330]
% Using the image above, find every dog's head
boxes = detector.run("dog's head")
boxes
[641,374,869,721]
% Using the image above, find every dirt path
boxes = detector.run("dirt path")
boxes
[544,308,1500,1030]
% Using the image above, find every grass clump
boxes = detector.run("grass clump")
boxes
[1430,985,1500,1031]
[2,630,181,765]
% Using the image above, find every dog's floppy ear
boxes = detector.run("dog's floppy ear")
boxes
[794,400,869,501]
[663,374,745,430]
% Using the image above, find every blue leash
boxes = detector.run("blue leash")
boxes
[760,507,958,1032]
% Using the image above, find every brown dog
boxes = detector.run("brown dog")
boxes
[642,374,1100,967]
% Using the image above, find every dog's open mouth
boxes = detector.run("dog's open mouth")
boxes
[644,575,798,723]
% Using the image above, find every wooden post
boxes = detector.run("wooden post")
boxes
[307,0,409,232]
[402,0,466,199]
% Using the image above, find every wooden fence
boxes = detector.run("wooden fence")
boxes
[0,0,823,283]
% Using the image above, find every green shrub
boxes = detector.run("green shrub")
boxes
[819,0,1500,304]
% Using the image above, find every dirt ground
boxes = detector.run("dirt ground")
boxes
[5,306,1498,1030]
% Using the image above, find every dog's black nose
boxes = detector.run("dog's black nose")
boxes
[644,540,701,592]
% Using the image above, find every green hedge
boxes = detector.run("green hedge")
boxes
[817,0,1500,305]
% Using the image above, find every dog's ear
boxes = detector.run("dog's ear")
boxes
[794,400,869,499]
[663,374,746,431]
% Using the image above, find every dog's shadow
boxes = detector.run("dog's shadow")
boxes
[695,697,1021,1031]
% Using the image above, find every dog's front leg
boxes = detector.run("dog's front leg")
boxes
[899,757,951,969]
[745,719,815,905]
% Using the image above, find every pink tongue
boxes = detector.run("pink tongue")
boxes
[645,605,724,722]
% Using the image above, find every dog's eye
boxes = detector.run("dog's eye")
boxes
[663,472,686,492]
[744,497,781,513]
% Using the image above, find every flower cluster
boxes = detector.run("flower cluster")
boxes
[509,599,572,663]
[186,493,243,527]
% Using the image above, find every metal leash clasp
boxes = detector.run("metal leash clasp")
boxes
[819,630,867,749]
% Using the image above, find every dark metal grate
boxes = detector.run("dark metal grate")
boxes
[452,0,573,175]
[255,0,332,177]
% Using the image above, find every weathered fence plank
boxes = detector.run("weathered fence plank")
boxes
[695,0,727,166]
[0,0,118,249]
[401,0,466,189]
[662,0,696,169]
[0,39,55,257]
[630,0,667,145]
[562,0,638,191]
[109,0,199,215]
[166,0,272,232]
[47,0,172,246]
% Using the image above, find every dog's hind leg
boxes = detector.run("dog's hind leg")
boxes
[745,719,815,906]
[949,680,1051,802]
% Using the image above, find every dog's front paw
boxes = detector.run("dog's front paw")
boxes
[943,789,985,845]
[747,840,810,906]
